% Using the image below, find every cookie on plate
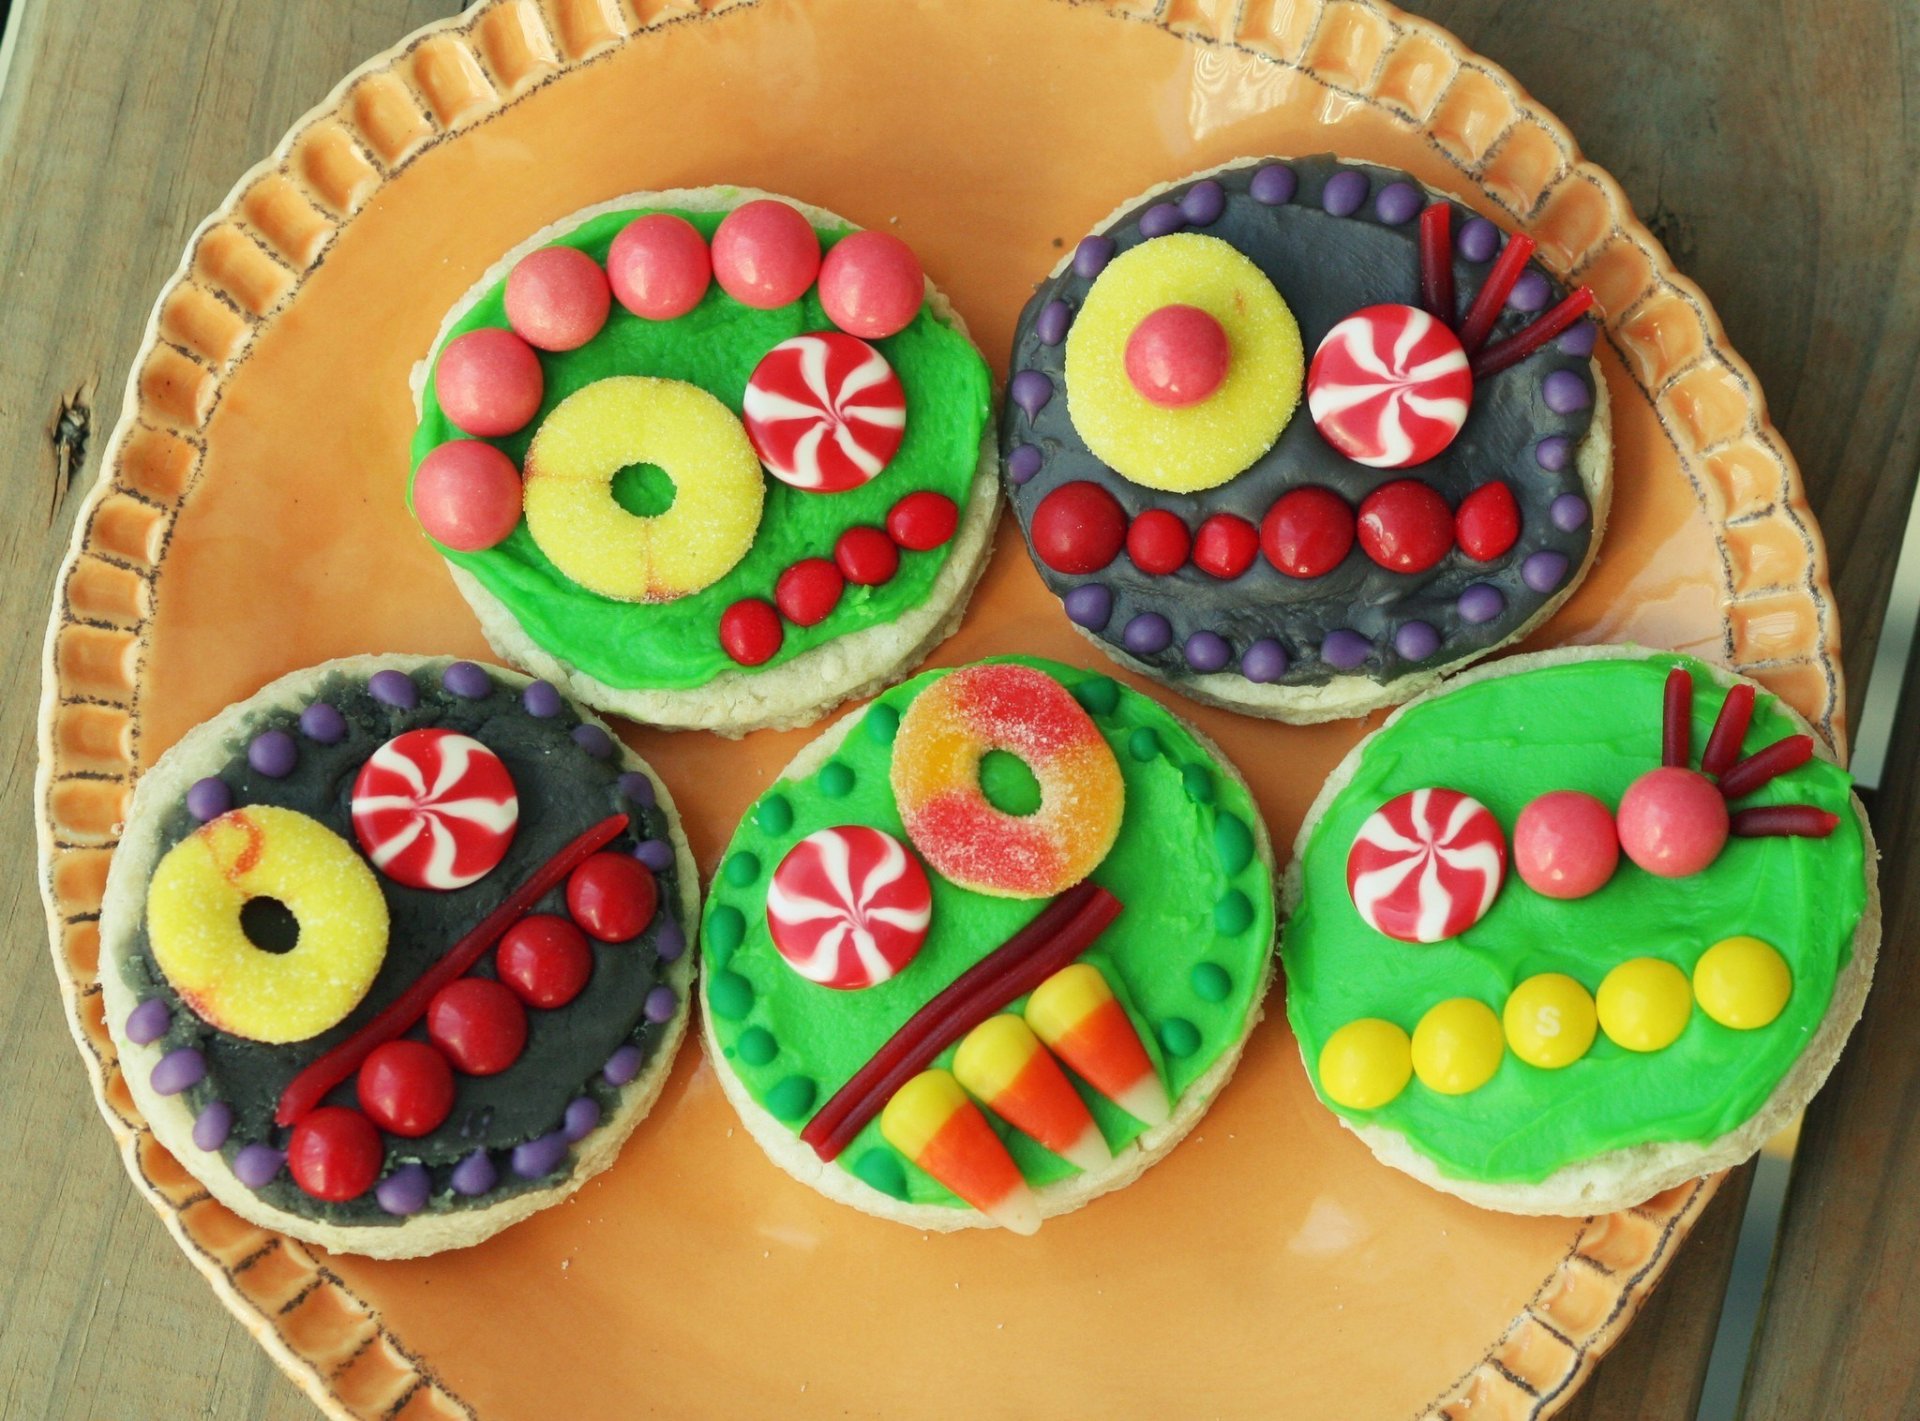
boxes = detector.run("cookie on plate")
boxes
[1280,647,1878,1215]
[1001,155,1612,723]
[100,656,697,1257]
[410,187,998,736]
[700,657,1275,1232]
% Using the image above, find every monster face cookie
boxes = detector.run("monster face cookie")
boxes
[410,188,997,735]
[700,658,1275,1232]
[1002,157,1612,722]
[1281,648,1878,1214]
[100,657,698,1257]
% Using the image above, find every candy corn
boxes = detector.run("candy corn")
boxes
[880,1070,1041,1234]
[1024,963,1171,1129]
[953,1016,1112,1172]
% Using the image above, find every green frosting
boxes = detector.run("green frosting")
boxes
[701,656,1275,1209]
[409,208,992,691]
[1283,653,1867,1184]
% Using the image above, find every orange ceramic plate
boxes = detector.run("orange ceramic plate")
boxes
[37,2,1843,1418]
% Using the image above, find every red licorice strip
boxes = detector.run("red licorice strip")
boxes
[1419,202,1455,324]
[275,813,629,1126]
[1662,667,1693,768]
[801,883,1124,1162]
[1456,232,1538,355]
[1718,735,1815,801]
[1731,804,1840,838]
[1469,286,1596,378]
[1701,683,1757,779]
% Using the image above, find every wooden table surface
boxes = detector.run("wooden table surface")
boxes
[3,2,1916,1418]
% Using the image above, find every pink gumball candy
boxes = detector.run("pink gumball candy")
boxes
[607,214,711,321]
[505,246,611,351]
[413,441,523,551]
[818,230,925,339]
[711,200,821,310]
[1616,767,1729,878]
[1125,304,1231,408]
[434,328,543,438]
[1514,790,1620,899]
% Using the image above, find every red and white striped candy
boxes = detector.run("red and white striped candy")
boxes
[742,332,907,492]
[1345,788,1506,943]
[1307,304,1472,469]
[351,729,519,891]
[766,826,932,989]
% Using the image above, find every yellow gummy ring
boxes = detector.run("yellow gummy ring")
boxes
[523,376,765,602]
[1064,233,1303,492]
[146,806,390,1044]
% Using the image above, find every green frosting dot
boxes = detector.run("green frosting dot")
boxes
[707,905,745,965]
[756,795,793,836]
[979,749,1042,816]
[1074,676,1119,716]
[820,761,856,798]
[865,703,901,744]
[709,970,755,1020]
[737,1026,779,1067]
[1128,727,1161,762]
[1158,1018,1202,1058]
[724,851,761,887]
[766,1075,818,1121]
[1214,890,1254,936]
[1214,813,1254,875]
[1191,962,1232,1002]
[854,1148,910,1200]
[1182,763,1216,804]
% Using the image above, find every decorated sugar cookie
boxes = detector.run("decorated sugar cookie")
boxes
[1002,156,1613,723]
[1281,648,1879,1214]
[700,658,1275,1232]
[410,188,997,736]
[99,657,698,1258]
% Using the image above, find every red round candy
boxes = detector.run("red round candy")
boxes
[775,557,845,627]
[1126,509,1191,575]
[607,214,711,321]
[711,200,821,310]
[566,852,660,943]
[1616,767,1730,878]
[427,978,528,1076]
[818,230,925,339]
[835,526,900,586]
[1357,480,1455,573]
[1030,481,1126,574]
[412,441,523,552]
[1456,481,1521,562]
[496,914,594,1009]
[1192,513,1259,580]
[720,599,783,666]
[1124,304,1230,408]
[288,1107,383,1202]
[1262,487,1354,578]
[886,491,959,551]
[356,1039,456,1138]
[434,328,544,438]
[505,246,611,352]
[1513,790,1620,900]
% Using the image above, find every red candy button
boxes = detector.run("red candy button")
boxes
[607,213,712,321]
[720,599,783,666]
[427,978,528,1077]
[412,440,523,553]
[743,332,907,492]
[1192,513,1260,580]
[288,1107,384,1202]
[711,200,821,309]
[1346,787,1507,943]
[352,729,520,891]
[1307,303,1473,468]
[775,557,845,627]
[1514,791,1619,900]
[1124,303,1231,408]
[1126,509,1191,575]
[496,914,595,1009]
[434,327,544,439]
[1262,486,1355,579]
[1616,767,1729,878]
[835,525,901,585]
[505,246,611,352]
[1357,480,1454,573]
[887,491,959,551]
[566,852,660,942]
[357,1040,456,1138]
[819,230,926,339]
[1031,481,1126,574]
[1456,482,1521,562]
[766,826,933,989]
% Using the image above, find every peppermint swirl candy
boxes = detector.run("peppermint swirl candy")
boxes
[742,331,907,492]
[1306,304,1472,469]
[350,729,519,891]
[1345,787,1506,943]
[765,826,932,989]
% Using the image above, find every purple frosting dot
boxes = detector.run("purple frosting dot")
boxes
[451,1149,498,1197]
[632,838,674,873]
[1542,369,1592,414]
[1063,583,1113,632]
[1374,181,1422,226]
[522,680,562,718]
[1250,163,1297,205]
[1010,370,1053,421]
[377,1163,432,1217]
[1457,216,1500,262]
[564,1097,603,1144]
[1122,612,1172,656]
[368,669,419,710]
[1007,443,1043,485]
[1534,435,1571,472]
[1459,583,1507,624]
[1551,493,1592,532]
[233,1144,284,1189]
[512,1130,570,1180]
[570,723,614,759]
[1072,235,1116,279]
[1139,202,1186,238]
[1179,179,1226,226]
[1184,630,1231,673]
[1395,621,1442,662]
[185,777,231,823]
[617,771,656,809]
[644,985,678,1024]
[1241,638,1289,683]
[1558,320,1599,358]
[1507,269,1551,313]
[1523,550,1572,594]
[1321,630,1372,671]
[247,729,297,779]
[1035,299,1072,347]
[125,997,171,1046]
[654,919,687,963]
[298,703,346,744]
[192,1101,234,1152]
[441,661,491,699]
[150,1047,206,1096]
[603,1044,645,1087]
[1321,170,1369,218]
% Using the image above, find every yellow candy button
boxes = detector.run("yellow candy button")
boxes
[1693,936,1792,1030]
[1502,973,1598,1070]
[1317,1018,1412,1110]
[1411,998,1503,1095]
[1596,958,1693,1052]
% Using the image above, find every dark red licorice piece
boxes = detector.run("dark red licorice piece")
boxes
[1418,202,1455,324]
[1471,286,1596,378]
[1662,668,1693,768]
[1456,232,1537,355]
[1718,735,1815,800]
[275,814,628,1126]
[1701,683,1757,779]
[800,883,1124,1162]
[1730,804,1840,838]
